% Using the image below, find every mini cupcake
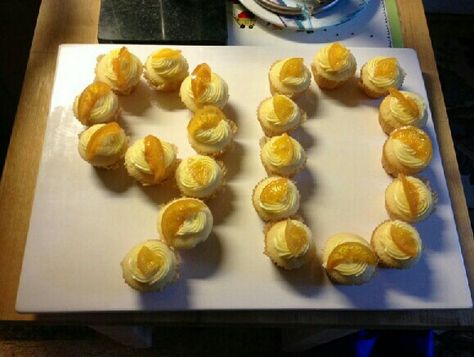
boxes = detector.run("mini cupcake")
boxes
[78,122,128,168]
[311,42,357,89]
[179,63,229,112]
[385,174,436,223]
[257,95,306,137]
[382,126,433,176]
[260,133,306,177]
[175,155,225,199]
[252,176,300,222]
[264,218,314,270]
[125,135,178,185]
[157,197,213,249]
[144,48,189,91]
[322,233,378,285]
[268,57,311,98]
[73,82,120,126]
[379,88,428,134]
[95,47,143,95]
[187,105,237,156]
[121,239,179,292]
[359,56,406,98]
[371,220,422,269]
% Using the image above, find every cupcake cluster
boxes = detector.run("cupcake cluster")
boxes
[72,47,237,292]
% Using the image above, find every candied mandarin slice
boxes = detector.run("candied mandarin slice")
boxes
[279,58,304,81]
[77,82,111,125]
[137,246,163,278]
[260,178,289,204]
[388,87,419,118]
[374,57,397,79]
[86,122,122,160]
[272,133,294,164]
[189,159,211,186]
[328,42,349,71]
[112,47,132,89]
[399,174,419,216]
[273,95,294,124]
[285,220,308,256]
[144,135,166,183]
[191,63,212,103]
[390,223,418,257]
[152,48,181,60]
[326,242,377,271]
[392,127,432,161]
[188,106,224,136]
[161,199,204,243]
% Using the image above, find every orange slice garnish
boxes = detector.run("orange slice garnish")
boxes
[191,63,212,103]
[272,133,294,165]
[144,135,166,183]
[188,106,225,136]
[285,219,308,256]
[279,58,304,81]
[137,246,163,277]
[77,82,111,125]
[189,158,211,186]
[391,126,432,161]
[85,122,122,160]
[388,87,419,117]
[399,174,419,217]
[328,43,349,71]
[112,47,132,89]
[152,48,181,60]
[161,199,204,244]
[390,223,418,257]
[374,57,397,79]
[260,178,288,204]
[326,242,377,271]
[273,95,294,124]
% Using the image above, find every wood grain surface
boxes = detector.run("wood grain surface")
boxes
[0,0,472,326]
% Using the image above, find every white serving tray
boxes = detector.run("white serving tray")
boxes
[16,45,472,312]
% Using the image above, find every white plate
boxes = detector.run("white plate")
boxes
[16,45,472,312]
[240,0,369,31]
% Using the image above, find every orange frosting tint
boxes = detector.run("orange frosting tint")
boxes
[374,57,397,79]
[328,43,349,71]
[86,122,122,160]
[399,174,419,216]
[161,199,204,244]
[392,127,432,161]
[285,220,308,256]
[137,246,163,277]
[273,133,294,164]
[152,48,181,60]
[390,223,418,257]
[388,87,419,117]
[112,47,132,89]
[188,106,224,136]
[326,242,377,271]
[260,178,289,204]
[77,82,111,125]
[273,95,294,124]
[144,135,166,183]
[279,58,304,81]
[191,63,212,103]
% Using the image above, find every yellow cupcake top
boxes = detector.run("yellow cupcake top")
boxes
[387,126,433,169]
[313,42,357,81]
[259,95,303,133]
[270,219,311,259]
[364,56,405,90]
[145,48,189,84]
[269,58,311,94]
[73,82,119,125]
[261,133,306,175]
[255,177,300,217]
[375,220,422,261]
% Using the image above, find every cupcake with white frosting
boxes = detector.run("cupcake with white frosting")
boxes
[95,47,143,95]
[257,95,306,137]
[260,133,306,177]
[359,56,405,98]
[157,197,213,249]
[121,239,179,292]
[144,48,189,91]
[268,57,311,98]
[73,82,120,126]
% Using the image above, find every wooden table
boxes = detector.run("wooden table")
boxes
[1,0,473,327]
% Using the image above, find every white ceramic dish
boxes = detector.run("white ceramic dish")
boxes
[16,45,472,312]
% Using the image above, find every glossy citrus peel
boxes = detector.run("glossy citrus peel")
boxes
[152,48,181,60]
[260,178,289,204]
[285,220,308,256]
[188,106,224,136]
[189,159,211,186]
[390,223,418,257]
[86,122,122,160]
[399,174,419,216]
[144,135,166,183]
[112,47,131,89]
[161,199,204,244]
[273,95,294,124]
[374,57,397,79]
[326,242,377,271]
[137,246,163,277]
[388,87,419,117]
[328,43,349,71]
[77,82,111,125]
[279,58,304,81]
[191,63,212,103]
[273,133,294,164]
[391,127,432,161]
